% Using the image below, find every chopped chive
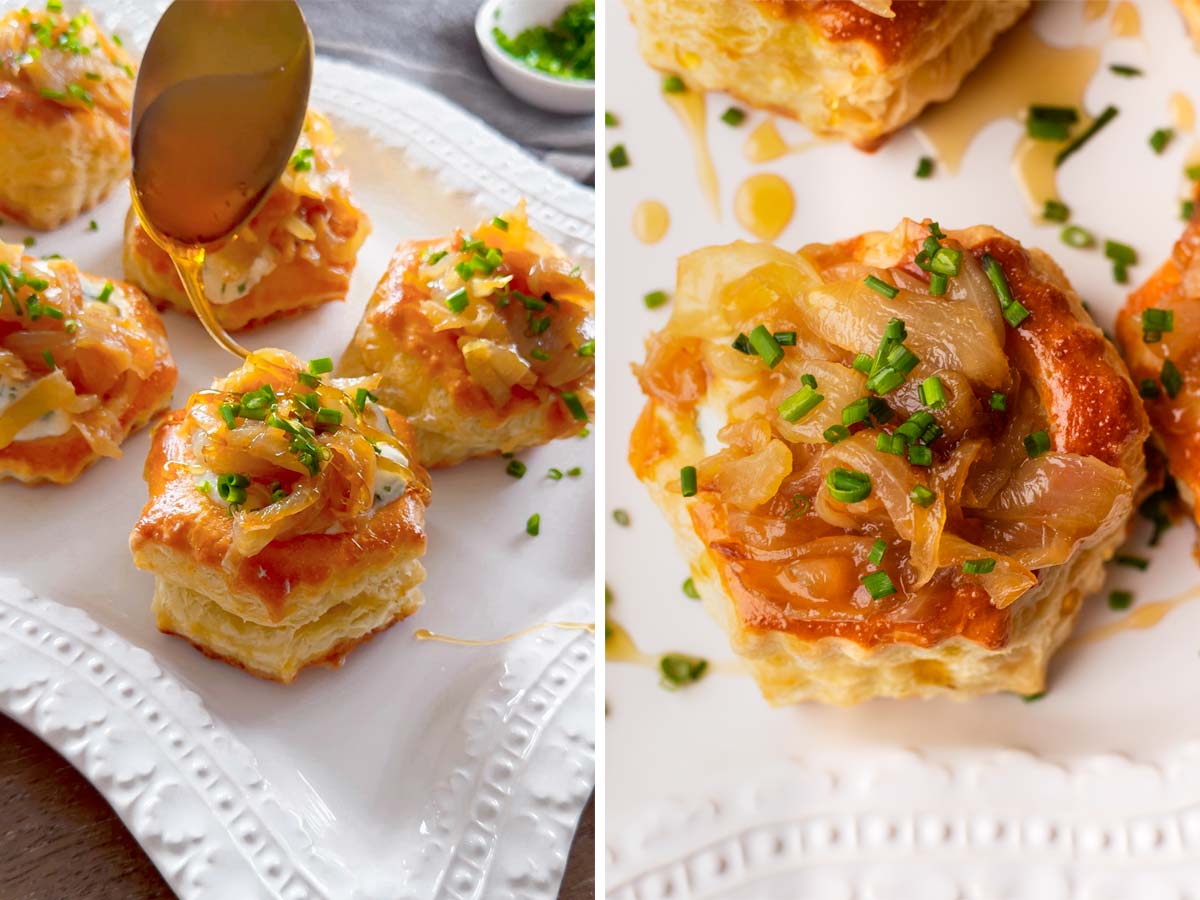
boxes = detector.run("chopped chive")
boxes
[928,271,948,296]
[1055,105,1118,167]
[1162,358,1183,398]
[659,653,707,689]
[981,253,1015,307]
[861,571,897,600]
[919,376,946,409]
[1139,377,1162,400]
[1024,429,1051,458]
[864,274,898,298]
[1022,692,1047,703]
[219,403,238,430]
[1108,590,1134,610]
[842,397,870,426]
[799,373,818,390]
[1026,117,1070,141]
[930,247,963,276]
[445,286,469,313]
[775,331,798,347]
[778,385,823,422]
[577,338,596,357]
[1104,240,1137,265]
[643,290,669,309]
[1115,553,1149,570]
[426,249,448,265]
[868,539,886,566]
[567,467,582,477]
[608,144,630,169]
[1042,200,1070,222]
[506,459,527,478]
[315,407,342,427]
[353,388,377,412]
[731,332,752,354]
[547,468,563,480]
[876,433,904,455]
[914,156,935,179]
[748,325,784,368]
[562,391,588,421]
[990,391,1007,411]
[852,353,874,374]
[613,509,631,526]
[1003,300,1031,328]
[907,444,933,466]
[910,484,936,507]
[87,219,98,231]
[680,465,698,497]
[963,558,997,574]
[490,216,509,231]
[682,577,700,599]
[526,513,540,536]
[308,357,333,375]
[785,494,811,518]
[826,467,871,503]
[1184,200,1195,221]
[1029,105,1079,124]
[662,74,686,93]
[1109,63,1142,77]
[1150,128,1174,154]
[605,111,618,126]
[1061,225,1095,248]
[1142,307,1174,343]
[720,106,746,126]
[22,236,36,248]
[823,424,850,443]
[40,349,55,369]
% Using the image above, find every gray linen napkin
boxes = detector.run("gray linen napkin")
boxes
[297,0,595,184]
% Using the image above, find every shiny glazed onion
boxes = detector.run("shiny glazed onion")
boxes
[631,219,1147,650]
[179,348,431,563]
[0,243,159,455]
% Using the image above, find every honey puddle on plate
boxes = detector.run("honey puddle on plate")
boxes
[606,619,744,675]
[1067,583,1200,649]
[1172,92,1196,133]
[632,199,670,244]
[414,621,594,647]
[664,90,721,219]
[734,173,795,241]
[1111,0,1141,37]
[916,20,1101,216]
[742,118,823,163]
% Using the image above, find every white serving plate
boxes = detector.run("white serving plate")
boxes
[604,1,1200,895]
[0,3,596,898]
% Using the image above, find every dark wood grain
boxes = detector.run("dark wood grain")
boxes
[0,717,595,899]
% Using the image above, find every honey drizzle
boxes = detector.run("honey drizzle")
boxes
[1172,92,1196,134]
[915,20,1101,217]
[1068,584,1200,649]
[664,91,721,219]
[414,621,595,647]
[1110,0,1141,37]
[632,199,670,244]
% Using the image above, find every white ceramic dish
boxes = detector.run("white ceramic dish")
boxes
[605,0,1200,895]
[0,3,596,898]
[476,0,595,115]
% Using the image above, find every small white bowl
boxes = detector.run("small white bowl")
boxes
[475,0,595,115]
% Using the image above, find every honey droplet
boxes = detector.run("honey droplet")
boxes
[734,174,794,241]
[632,200,670,244]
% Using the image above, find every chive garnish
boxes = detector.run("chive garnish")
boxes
[1024,429,1051,458]
[1183,200,1195,221]
[525,513,540,536]
[861,571,896,600]
[1162,359,1183,397]
[659,653,707,689]
[217,473,249,507]
[778,385,823,422]
[990,391,1007,411]
[1042,200,1069,222]
[567,467,582,477]
[919,376,946,409]
[1115,554,1149,570]
[562,391,588,421]
[910,484,936,507]
[1055,105,1118,167]
[1150,128,1174,154]
[823,424,850,443]
[680,465,698,497]
[643,290,668,309]
[1108,590,1133,610]
[963,558,997,574]
[682,577,700,599]
[776,331,798,347]
[219,403,238,430]
[907,445,933,467]
[308,357,333,375]
[445,287,469,313]
[1142,307,1174,343]
[605,111,618,126]
[1139,377,1161,400]
[662,74,686,94]
[914,156,934,178]
[40,349,55,370]
[608,144,630,169]
[613,509,631,526]
[864,274,898,298]
[827,467,871,503]
[491,216,509,231]
[868,539,886,566]
[746,325,783,368]
[1109,63,1142,77]
[1061,225,1095,248]
[720,107,745,126]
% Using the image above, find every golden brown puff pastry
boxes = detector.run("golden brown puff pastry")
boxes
[337,203,594,467]
[0,5,136,230]
[622,0,1030,149]
[122,111,370,332]
[1116,189,1200,554]
[0,243,176,484]
[130,348,432,683]
[631,220,1148,705]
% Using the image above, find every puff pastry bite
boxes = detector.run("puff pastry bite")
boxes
[623,0,1030,148]
[129,349,432,683]
[1117,195,1200,553]
[122,111,370,332]
[0,243,176,484]
[337,203,594,467]
[631,220,1148,705]
[0,3,136,229]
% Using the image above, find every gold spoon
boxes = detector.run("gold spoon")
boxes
[130,0,314,358]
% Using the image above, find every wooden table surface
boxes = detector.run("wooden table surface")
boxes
[0,716,594,900]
